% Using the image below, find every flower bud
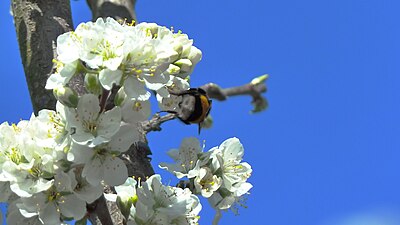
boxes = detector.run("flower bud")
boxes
[175,34,192,57]
[173,42,183,56]
[250,74,269,86]
[53,86,79,108]
[174,58,192,73]
[114,87,126,106]
[187,46,202,65]
[84,73,102,95]
[117,196,133,221]
[169,50,180,62]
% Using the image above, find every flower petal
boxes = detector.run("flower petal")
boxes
[104,157,128,186]
[99,69,123,90]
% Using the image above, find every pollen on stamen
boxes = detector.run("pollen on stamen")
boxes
[132,68,142,75]
[133,101,142,111]
[128,20,136,26]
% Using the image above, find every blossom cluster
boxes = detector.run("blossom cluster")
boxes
[46,17,202,111]
[0,17,203,225]
[106,175,201,225]
[159,137,253,223]
[0,17,254,225]
[0,104,102,224]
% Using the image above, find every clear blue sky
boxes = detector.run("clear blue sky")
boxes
[1,0,400,225]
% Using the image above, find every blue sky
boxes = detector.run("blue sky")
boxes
[1,0,400,225]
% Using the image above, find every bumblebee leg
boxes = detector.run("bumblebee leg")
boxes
[159,110,178,114]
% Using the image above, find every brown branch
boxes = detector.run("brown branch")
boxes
[87,195,114,225]
[11,0,74,114]
[142,79,269,133]
[201,82,267,101]
[202,81,268,113]
[141,113,177,133]
[86,0,137,21]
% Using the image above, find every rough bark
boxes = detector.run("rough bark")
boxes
[11,0,74,114]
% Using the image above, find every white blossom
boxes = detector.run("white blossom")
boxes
[159,137,205,179]
[0,121,55,198]
[129,175,201,225]
[72,168,104,204]
[211,137,252,193]
[16,171,86,224]
[46,60,79,90]
[160,137,253,222]
[76,17,125,71]
[68,124,138,186]
[121,97,152,124]
[66,94,121,147]
[7,199,47,225]
[193,167,222,198]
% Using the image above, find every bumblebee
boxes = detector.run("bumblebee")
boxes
[166,88,212,133]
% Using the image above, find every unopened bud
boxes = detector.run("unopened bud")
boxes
[250,74,269,86]
[173,42,183,56]
[117,196,133,221]
[174,58,192,73]
[53,86,79,108]
[84,73,102,95]
[114,87,126,106]
[169,50,180,62]
[187,46,202,65]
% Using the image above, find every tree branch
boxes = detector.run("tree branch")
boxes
[87,195,114,225]
[11,0,74,114]
[141,113,177,133]
[86,0,137,21]
[201,82,267,100]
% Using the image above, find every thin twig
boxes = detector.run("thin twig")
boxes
[141,113,177,133]
[99,89,111,113]
[201,82,267,100]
